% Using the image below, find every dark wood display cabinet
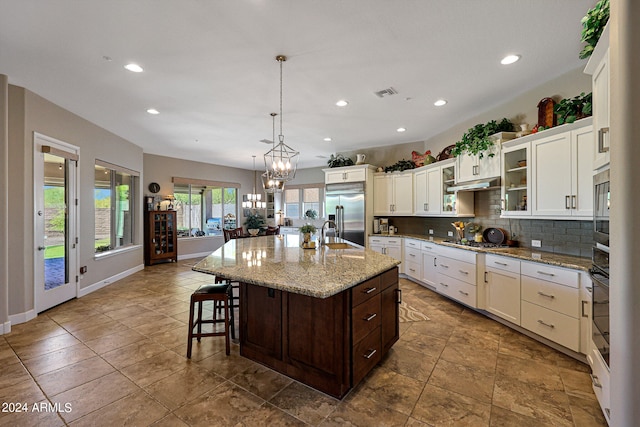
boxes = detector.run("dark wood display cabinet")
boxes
[144,210,178,266]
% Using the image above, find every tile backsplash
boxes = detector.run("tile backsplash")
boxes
[384,189,592,258]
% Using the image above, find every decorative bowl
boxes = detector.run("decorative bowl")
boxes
[248,229,260,236]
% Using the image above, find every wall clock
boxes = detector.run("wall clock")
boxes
[148,182,161,193]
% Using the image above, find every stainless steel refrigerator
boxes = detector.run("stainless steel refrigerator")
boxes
[325,182,366,246]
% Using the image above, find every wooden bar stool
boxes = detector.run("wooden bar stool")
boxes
[187,281,233,358]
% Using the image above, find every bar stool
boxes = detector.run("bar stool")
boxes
[187,281,233,358]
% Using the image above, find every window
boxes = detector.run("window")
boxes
[94,161,138,253]
[284,185,324,219]
[174,182,238,237]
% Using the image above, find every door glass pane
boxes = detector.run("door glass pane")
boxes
[44,153,68,289]
[115,171,134,248]
[94,165,111,251]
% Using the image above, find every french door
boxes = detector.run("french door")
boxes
[34,133,79,313]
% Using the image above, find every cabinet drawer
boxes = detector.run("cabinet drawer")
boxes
[485,254,520,274]
[589,348,610,421]
[522,276,579,318]
[380,267,398,291]
[404,247,421,263]
[421,241,438,252]
[352,276,380,307]
[436,273,477,308]
[521,261,579,288]
[521,301,579,351]
[404,260,421,280]
[437,245,477,264]
[369,237,402,247]
[436,256,476,285]
[352,294,381,344]
[404,239,421,249]
[352,326,381,385]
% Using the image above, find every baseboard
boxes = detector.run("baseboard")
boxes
[7,309,36,329]
[78,264,145,297]
[178,252,210,261]
[1,321,11,335]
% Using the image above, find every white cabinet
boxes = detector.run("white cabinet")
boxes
[413,166,442,216]
[484,254,521,325]
[373,172,413,216]
[435,246,478,308]
[403,239,422,281]
[531,122,594,218]
[456,142,501,183]
[580,282,593,356]
[369,236,403,272]
[441,161,475,217]
[584,24,610,170]
[420,241,438,287]
[323,165,370,184]
[279,227,299,235]
[501,140,531,216]
[520,261,581,352]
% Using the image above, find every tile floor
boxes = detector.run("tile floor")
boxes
[0,262,607,426]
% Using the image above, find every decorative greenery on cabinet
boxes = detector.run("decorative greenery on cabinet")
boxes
[452,118,514,159]
[554,92,592,125]
[579,0,610,59]
[327,154,354,168]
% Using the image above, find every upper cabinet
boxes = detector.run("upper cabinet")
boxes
[413,166,442,216]
[373,172,413,216]
[584,23,610,170]
[531,122,594,218]
[323,164,374,184]
[456,141,502,183]
[442,161,474,217]
[501,139,531,216]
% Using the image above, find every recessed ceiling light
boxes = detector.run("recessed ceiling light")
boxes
[434,99,448,107]
[397,127,406,133]
[324,137,332,142]
[124,63,144,72]
[336,100,349,107]
[146,108,159,115]
[500,55,521,65]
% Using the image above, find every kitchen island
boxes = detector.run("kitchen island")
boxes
[193,235,401,398]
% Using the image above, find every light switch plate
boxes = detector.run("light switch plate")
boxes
[447,231,453,237]
[429,229,434,235]
[532,239,541,247]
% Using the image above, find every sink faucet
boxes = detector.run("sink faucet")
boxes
[320,220,338,245]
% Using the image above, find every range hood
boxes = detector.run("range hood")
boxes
[447,177,501,192]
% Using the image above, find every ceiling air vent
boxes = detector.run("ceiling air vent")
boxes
[374,87,398,98]
[259,139,273,145]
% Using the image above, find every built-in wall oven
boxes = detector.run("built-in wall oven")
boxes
[590,167,610,366]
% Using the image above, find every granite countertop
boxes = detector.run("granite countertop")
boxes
[192,235,401,299]
[380,233,592,271]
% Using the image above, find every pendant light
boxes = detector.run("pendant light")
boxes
[263,55,299,182]
[243,156,266,209]
[262,112,285,193]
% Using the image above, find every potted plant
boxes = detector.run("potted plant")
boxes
[304,209,318,220]
[327,154,354,168]
[451,118,514,159]
[384,159,416,173]
[554,92,592,125]
[244,212,265,236]
[579,0,610,59]
[299,224,317,246]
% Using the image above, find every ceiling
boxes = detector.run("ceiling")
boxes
[0,1,594,171]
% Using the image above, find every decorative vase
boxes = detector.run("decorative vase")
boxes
[303,232,311,243]
[248,229,259,236]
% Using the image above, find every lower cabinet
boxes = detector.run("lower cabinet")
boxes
[420,241,438,287]
[240,266,399,399]
[369,236,403,273]
[403,239,422,281]
[435,246,478,308]
[484,254,521,325]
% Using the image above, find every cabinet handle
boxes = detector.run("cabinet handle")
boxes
[363,349,377,359]
[439,264,449,269]
[409,268,416,273]
[458,270,469,275]
[581,300,589,317]
[364,313,377,322]
[590,374,603,388]
[440,283,449,287]
[598,127,610,153]
[572,195,577,209]
[458,290,469,296]
[494,261,508,266]
[423,203,427,211]
[425,202,429,211]
[565,195,571,209]
[396,288,402,304]
[364,287,377,294]
[433,257,437,267]
[536,270,555,277]
[537,291,555,299]
[484,271,488,283]
[409,253,416,257]
[382,248,386,255]
[537,319,555,329]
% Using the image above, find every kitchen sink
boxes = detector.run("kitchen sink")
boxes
[324,242,356,249]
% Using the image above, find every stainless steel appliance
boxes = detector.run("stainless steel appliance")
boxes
[325,182,365,246]
[590,167,610,367]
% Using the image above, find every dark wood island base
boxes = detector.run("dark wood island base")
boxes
[239,266,400,399]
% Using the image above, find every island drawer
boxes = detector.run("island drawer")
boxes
[380,267,399,291]
[352,326,381,385]
[352,277,380,307]
[352,294,381,344]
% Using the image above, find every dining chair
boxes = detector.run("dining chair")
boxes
[223,227,244,242]
[265,226,280,235]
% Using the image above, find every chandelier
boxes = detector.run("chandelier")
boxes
[263,55,299,182]
[262,113,285,193]
[243,156,266,209]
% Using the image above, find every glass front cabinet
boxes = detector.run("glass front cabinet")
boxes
[145,210,178,265]
[501,140,531,216]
